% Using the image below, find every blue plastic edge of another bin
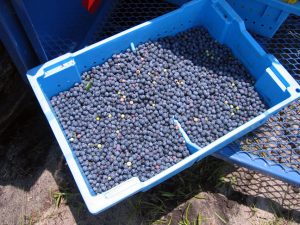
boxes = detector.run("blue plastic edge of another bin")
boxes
[0,0,38,77]
[213,148,300,186]
[10,0,101,62]
[26,0,300,214]
[10,0,183,64]
[257,0,300,16]
[226,0,300,38]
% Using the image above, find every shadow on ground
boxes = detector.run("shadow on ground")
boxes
[0,44,53,190]
[56,154,300,224]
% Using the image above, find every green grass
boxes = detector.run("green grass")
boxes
[178,202,192,225]
[151,216,172,225]
[196,212,204,225]
[51,189,79,208]
[178,202,208,225]
[214,212,228,224]
[249,204,258,218]
[19,215,35,225]
[122,157,234,224]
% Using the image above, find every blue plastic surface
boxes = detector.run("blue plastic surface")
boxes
[82,0,179,46]
[1,0,180,80]
[0,0,38,76]
[27,0,300,214]
[227,0,300,38]
[11,0,102,62]
[10,0,180,63]
[215,15,300,186]
[215,147,300,186]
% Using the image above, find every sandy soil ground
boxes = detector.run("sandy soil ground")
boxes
[0,140,299,225]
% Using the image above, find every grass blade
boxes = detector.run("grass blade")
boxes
[214,212,227,224]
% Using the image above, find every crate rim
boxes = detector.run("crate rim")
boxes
[26,0,300,214]
[214,147,300,186]
[257,0,300,16]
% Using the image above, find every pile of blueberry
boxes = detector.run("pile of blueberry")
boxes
[50,27,267,194]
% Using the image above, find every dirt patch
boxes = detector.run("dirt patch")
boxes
[159,192,278,225]
[0,141,60,225]
[1,141,299,225]
[0,107,52,184]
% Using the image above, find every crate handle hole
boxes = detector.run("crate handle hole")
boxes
[296,88,300,93]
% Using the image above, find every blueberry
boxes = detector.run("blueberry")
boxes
[50,27,266,194]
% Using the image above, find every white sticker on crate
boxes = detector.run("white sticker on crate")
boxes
[44,60,75,77]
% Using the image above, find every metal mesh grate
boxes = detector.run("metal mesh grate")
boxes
[224,167,300,211]
[254,15,300,82]
[34,0,177,60]
[230,15,300,173]
[88,0,178,45]
[40,34,77,59]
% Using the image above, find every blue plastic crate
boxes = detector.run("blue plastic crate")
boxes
[5,0,179,79]
[10,0,105,62]
[226,0,300,38]
[0,0,38,76]
[10,0,180,62]
[27,0,300,214]
[214,15,300,186]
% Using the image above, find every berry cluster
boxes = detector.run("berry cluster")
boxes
[50,27,266,194]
